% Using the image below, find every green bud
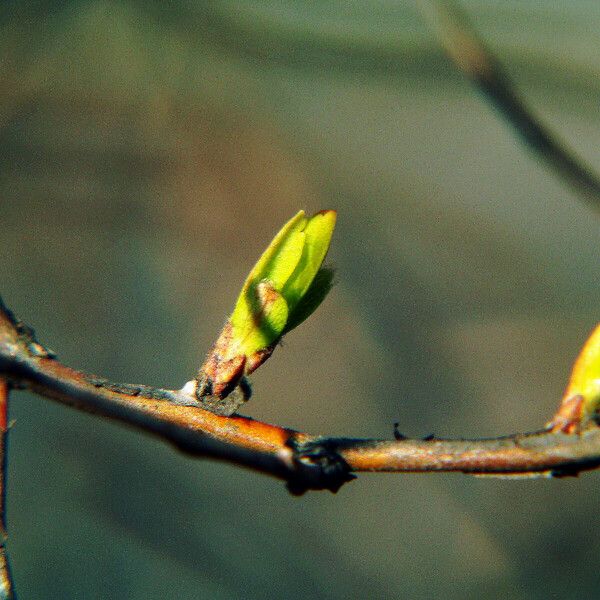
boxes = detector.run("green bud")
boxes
[198,210,336,403]
[563,324,600,418]
[548,323,600,433]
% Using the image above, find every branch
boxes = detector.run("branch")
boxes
[418,0,600,213]
[0,378,15,600]
[2,298,600,495]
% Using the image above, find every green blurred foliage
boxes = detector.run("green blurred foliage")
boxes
[1,1,600,599]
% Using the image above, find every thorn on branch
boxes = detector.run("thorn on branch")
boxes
[393,423,406,440]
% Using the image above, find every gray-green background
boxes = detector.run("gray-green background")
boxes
[1,1,599,598]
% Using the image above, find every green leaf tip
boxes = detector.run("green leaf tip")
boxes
[199,209,336,401]
[564,324,600,417]
[548,323,600,433]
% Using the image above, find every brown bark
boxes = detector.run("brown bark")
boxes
[1,297,599,497]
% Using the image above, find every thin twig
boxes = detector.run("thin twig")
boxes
[1,298,600,496]
[418,0,600,212]
[0,378,15,600]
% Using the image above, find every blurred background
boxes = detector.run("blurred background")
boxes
[1,1,600,598]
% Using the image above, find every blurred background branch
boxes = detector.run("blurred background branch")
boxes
[419,0,600,212]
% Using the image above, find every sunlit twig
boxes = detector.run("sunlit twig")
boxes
[2,297,599,498]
